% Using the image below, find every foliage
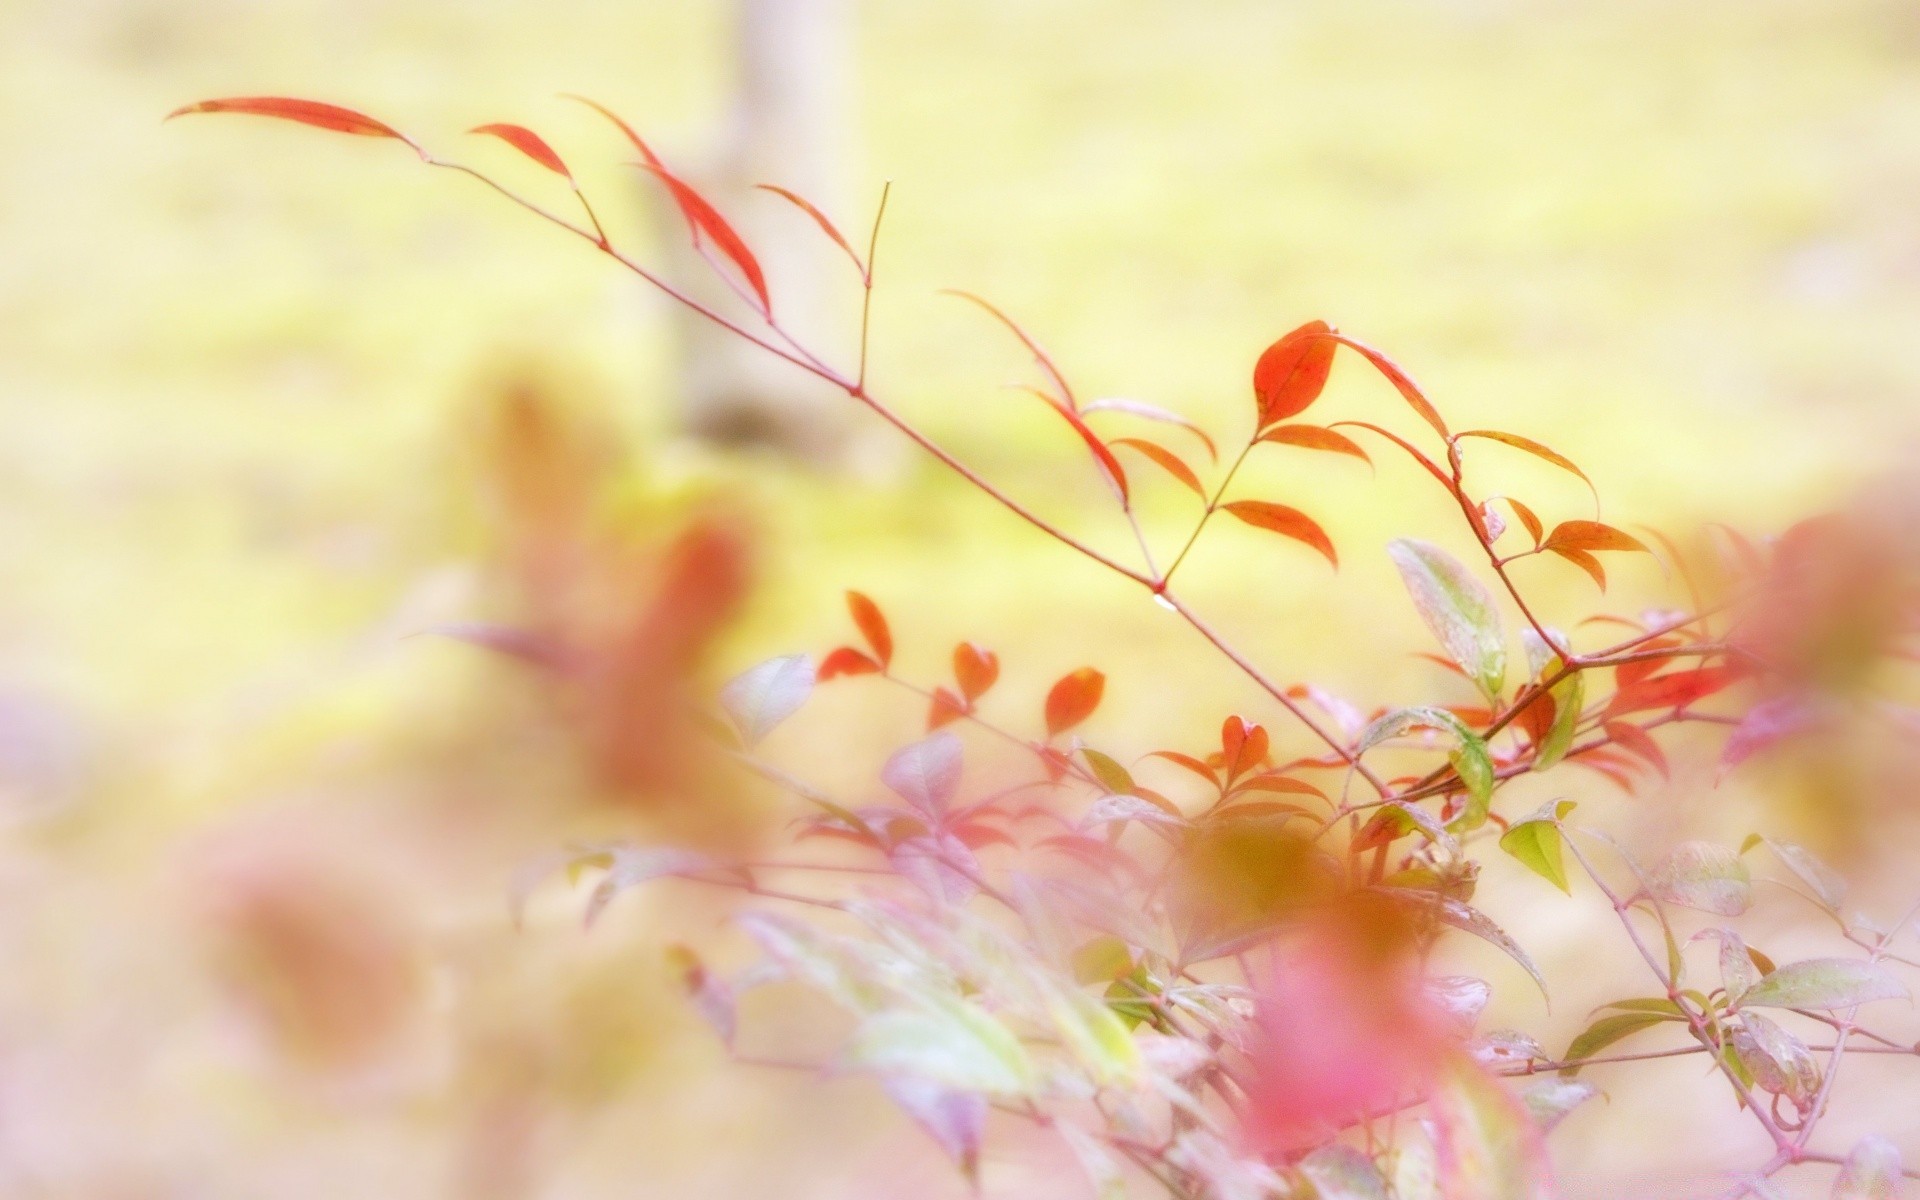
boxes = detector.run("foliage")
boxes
[173,95,1920,1200]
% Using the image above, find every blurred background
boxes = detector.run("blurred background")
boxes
[3,0,1920,1195]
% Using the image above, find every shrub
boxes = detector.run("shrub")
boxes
[170,95,1920,1200]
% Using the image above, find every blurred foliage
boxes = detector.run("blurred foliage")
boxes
[3,0,1920,1194]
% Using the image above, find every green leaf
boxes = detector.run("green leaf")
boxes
[1739,958,1911,1011]
[1651,841,1752,917]
[1429,1059,1548,1200]
[1300,1144,1392,1200]
[1045,984,1143,1085]
[1070,935,1134,985]
[1081,748,1135,795]
[1519,1077,1598,1132]
[845,994,1037,1096]
[1357,706,1495,832]
[1532,669,1585,772]
[1388,538,1508,700]
[1560,1011,1679,1073]
[1833,1134,1903,1200]
[719,652,815,744]
[1499,800,1576,893]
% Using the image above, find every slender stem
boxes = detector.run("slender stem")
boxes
[856,181,891,390]
[1161,440,1255,587]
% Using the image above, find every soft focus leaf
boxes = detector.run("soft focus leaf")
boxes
[953,642,1000,701]
[584,847,711,927]
[1756,837,1848,912]
[846,590,893,669]
[819,646,880,679]
[1542,520,1649,555]
[1532,671,1584,771]
[845,995,1036,1095]
[946,290,1078,408]
[1560,1011,1675,1072]
[1519,1078,1598,1132]
[666,944,736,1048]
[1604,664,1744,719]
[1083,397,1219,461]
[1603,721,1669,778]
[167,95,410,142]
[1222,500,1338,568]
[468,122,570,176]
[883,1077,986,1185]
[719,653,815,745]
[1252,320,1337,428]
[1258,422,1372,465]
[1430,1059,1550,1200]
[1112,436,1205,498]
[561,93,665,167]
[637,163,772,314]
[882,732,964,818]
[1500,800,1576,893]
[1458,431,1595,501]
[1081,748,1135,795]
[1732,1012,1820,1106]
[1378,889,1547,1001]
[1651,841,1752,916]
[1833,1134,1903,1200]
[1720,695,1819,779]
[755,184,864,273]
[1056,1121,1128,1200]
[1739,958,1910,1010]
[1046,667,1106,737]
[1300,1144,1392,1200]
[1428,976,1494,1033]
[1388,539,1507,699]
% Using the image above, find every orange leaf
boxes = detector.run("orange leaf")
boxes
[1230,773,1328,802]
[845,590,892,669]
[1550,545,1608,591]
[1045,667,1106,737]
[1328,333,1449,439]
[819,646,880,680]
[953,642,1000,702]
[1081,398,1218,461]
[927,686,968,730]
[1514,691,1556,747]
[1257,423,1372,466]
[1457,430,1596,504]
[1603,720,1670,779]
[1007,387,1129,504]
[1502,496,1544,546]
[1147,750,1219,787]
[637,163,771,315]
[945,290,1077,409]
[469,122,571,177]
[755,184,864,274]
[1544,520,1649,555]
[1221,500,1338,568]
[166,96,411,144]
[561,94,665,168]
[1110,437,1204,499]
[1221,716,1270,779]
[1253,320,1337,428]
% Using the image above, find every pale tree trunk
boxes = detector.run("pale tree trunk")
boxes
[668,0,871,466]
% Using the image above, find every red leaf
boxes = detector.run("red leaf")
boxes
[1229,773,1329,801]
[845,590,893,669]
[1604,664,1745,719]
[1253,320,1337,428]
[1503,496,1544,546]
[1010,386,1129,504]
[1550,545,1608,591]
[1603,720,1670,779]
[1544,520,1649,555]
[755,184,864,274]
[1411,651,1470,679]
[469,122,571,177]
[1082,398,1218,461]
[953,642,1000,702]
[561,94,665,168]
[1221,716,1269,780]
[166,96,412,144]
[636,163,771,315]
[1457,430,1596,504]
[945,290,1077,408]
[1045,667,1106,737]
[928,686,968,730]
[1514,691,1556,747]
[1221,501,1338,568]
[1147,750,1220,787]
[819,646,880,680]
[1111,437,1204,499]
[1257,423,1372,466]
[1614,640,1680,689]
[1330,421,1456,494]
[1327,333,1450,439]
